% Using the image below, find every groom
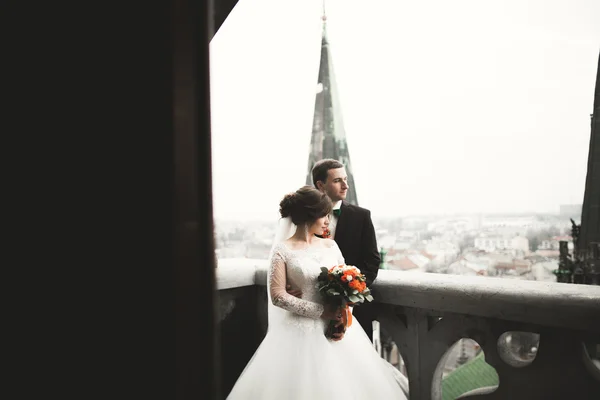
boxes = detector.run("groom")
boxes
[312,158,381,342]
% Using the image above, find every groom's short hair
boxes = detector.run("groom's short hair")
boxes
[311,159,344,187]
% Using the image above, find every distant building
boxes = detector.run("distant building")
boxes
[447,257,488,276]
[535,249,560,258]
[474,235,530,254]
[494,259,532,278]
[385,248,432,272]
[539,235,573,251]
[424,239,460,268]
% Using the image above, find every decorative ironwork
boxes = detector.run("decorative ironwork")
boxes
[553,219,600,285]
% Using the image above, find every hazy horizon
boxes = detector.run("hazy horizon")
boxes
[209,0,599,223]
[214,207,581,224]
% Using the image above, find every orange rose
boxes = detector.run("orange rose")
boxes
[344,269,357,277]
[349,280,361,290]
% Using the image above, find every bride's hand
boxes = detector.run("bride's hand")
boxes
[331,330,345,341]
[331,309,348,341]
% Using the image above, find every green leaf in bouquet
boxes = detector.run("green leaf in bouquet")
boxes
[320,267,329,274]
[349,295,361,303]
[365,294,374,302]
[351,289,358,295]
[326,288,340,296]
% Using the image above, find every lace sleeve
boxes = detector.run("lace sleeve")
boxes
[269,249,324,319]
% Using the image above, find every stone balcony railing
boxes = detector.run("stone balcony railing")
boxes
[217,262,600,400]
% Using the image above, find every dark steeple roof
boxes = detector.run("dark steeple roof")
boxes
[579,52,600,249]
[306,8,359,206]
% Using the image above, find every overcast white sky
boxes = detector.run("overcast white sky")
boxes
[209,0,600,222]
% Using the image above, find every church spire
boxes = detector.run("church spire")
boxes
[306,5,359,205]
[579,52,600,249]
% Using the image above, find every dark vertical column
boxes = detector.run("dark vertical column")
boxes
[8,0,221,397]
[580,53,600,249]
[174,0,220,399]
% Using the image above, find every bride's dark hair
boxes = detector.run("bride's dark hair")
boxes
[279,186,333,226]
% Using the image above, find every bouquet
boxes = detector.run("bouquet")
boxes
[316,264,374,338]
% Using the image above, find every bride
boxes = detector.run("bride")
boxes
[226,186,408,399]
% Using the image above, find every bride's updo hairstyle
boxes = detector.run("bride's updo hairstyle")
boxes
[279,186,333,226]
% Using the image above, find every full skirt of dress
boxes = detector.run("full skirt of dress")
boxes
[226,313,408,400]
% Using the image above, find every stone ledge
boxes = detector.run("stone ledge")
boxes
[216,259,268,290]
[217,265,600,332]
[374,270,600,332]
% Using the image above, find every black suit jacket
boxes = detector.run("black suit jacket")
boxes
[333,201,380,287]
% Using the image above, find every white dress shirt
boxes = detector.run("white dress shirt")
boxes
[328,200,342,239]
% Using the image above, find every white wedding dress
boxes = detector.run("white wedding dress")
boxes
[226,239,408,399]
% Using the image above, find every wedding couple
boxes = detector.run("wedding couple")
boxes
[226,159,408,399]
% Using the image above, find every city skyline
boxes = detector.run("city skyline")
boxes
[209,0,600,222]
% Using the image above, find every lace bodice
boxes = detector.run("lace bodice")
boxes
[269,240,345,320]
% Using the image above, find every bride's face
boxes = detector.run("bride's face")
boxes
[309,215,330,235]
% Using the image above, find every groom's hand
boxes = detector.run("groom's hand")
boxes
[286,284,302,298]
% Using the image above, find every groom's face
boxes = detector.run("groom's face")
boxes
[319,167,349,202]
